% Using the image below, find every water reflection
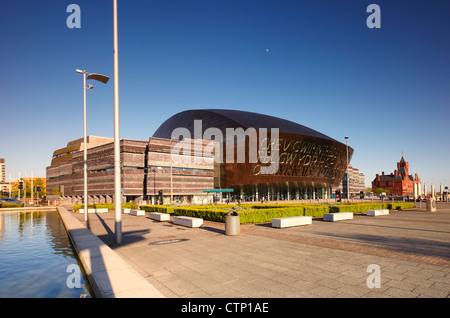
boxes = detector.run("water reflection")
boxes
[0,211,93,298]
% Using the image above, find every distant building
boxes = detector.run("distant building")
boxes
[332,164,365,198]
[0,158,5,183]
[372,156,421,197]
[47,109,353,204]
[0,158,6,193]
[46,136,215,205]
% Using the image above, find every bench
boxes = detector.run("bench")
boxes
[130,209,145,216]
[148,212,170,221]
[173,216,203,228]
[272,216,312,228]
[367,209,389,216]
[323,212,353,222]
[79,208,96,214]
[122,208,131,214]
[95,208,108,213]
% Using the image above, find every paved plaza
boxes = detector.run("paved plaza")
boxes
[70,203,450,298]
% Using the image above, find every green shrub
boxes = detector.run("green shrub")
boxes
[73,202,139,212]
[238,207,305,223]
[328,203,387,214]
[140,205,229,222]
[140,205,175,213]
[139,202,416,224]
[303,205,329,217]
[387,202,414,210]
[73,204,95,211]
[250,203,300,210]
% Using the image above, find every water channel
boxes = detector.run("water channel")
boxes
[0,210,93,298]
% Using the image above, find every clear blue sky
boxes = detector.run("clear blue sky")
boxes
[1,0,449,189]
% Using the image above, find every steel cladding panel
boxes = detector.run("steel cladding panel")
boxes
[153,109,353,189]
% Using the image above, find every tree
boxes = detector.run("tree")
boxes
[374,188,390,195]
[52,186,61,196]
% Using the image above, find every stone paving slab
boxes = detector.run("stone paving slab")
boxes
[69,205,450,298]
[58,207,164,298]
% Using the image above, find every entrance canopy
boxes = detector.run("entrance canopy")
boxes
[203,189,234,193]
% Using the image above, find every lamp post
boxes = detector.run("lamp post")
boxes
[170,139,173,204]
[170,137,178,204]
[76,69,109,227]
[151,168,156,205]
[113,0,122,244]
[345,136,349,202]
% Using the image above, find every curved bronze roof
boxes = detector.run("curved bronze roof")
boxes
[153,109,336,141]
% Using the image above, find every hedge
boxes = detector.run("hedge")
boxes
[387,202,415,210]
[140,205,229,222]
[73,202,138,212]
[238,207,306,223]
[328,202,414,213]
[139,202,415,224]
[329,203,387,214]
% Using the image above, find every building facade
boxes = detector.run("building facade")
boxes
[0,158,6,193]
[332,164,365,198]
[46,136,214,204]
[153,109,352,201]
[0,158,5,183]
[47,109,354,204]
[372,156,421,197]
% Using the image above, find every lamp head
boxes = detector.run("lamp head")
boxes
[87,73,110,84]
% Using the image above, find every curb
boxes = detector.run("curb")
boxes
[57,206,164,298]
[0,206,57,213]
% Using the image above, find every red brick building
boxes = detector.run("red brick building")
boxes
[372,156,421,197]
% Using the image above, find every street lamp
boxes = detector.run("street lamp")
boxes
[151,168,156,205]
[345,136,349,202]
[170,136,178,204]
[76,69,109,227]
[113,0,122,244]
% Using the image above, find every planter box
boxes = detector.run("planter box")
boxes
[130,210,145,216]
[79,209,96,214]
[148,212,170,221]
[272,216,312,228]
[173,216,203,228]
[367,209,389,216]
[323,212,353,222]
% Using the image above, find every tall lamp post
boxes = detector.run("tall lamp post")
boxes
[345,136,349,202]
[151,168,156,205]
[76,69,109,227]
[170,136,178,204]
[113,0,122,244]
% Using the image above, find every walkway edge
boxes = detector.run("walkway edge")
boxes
[0,206,57,213]
[57,206,165,298]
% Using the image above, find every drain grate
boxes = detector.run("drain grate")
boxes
[148,238,189,245]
